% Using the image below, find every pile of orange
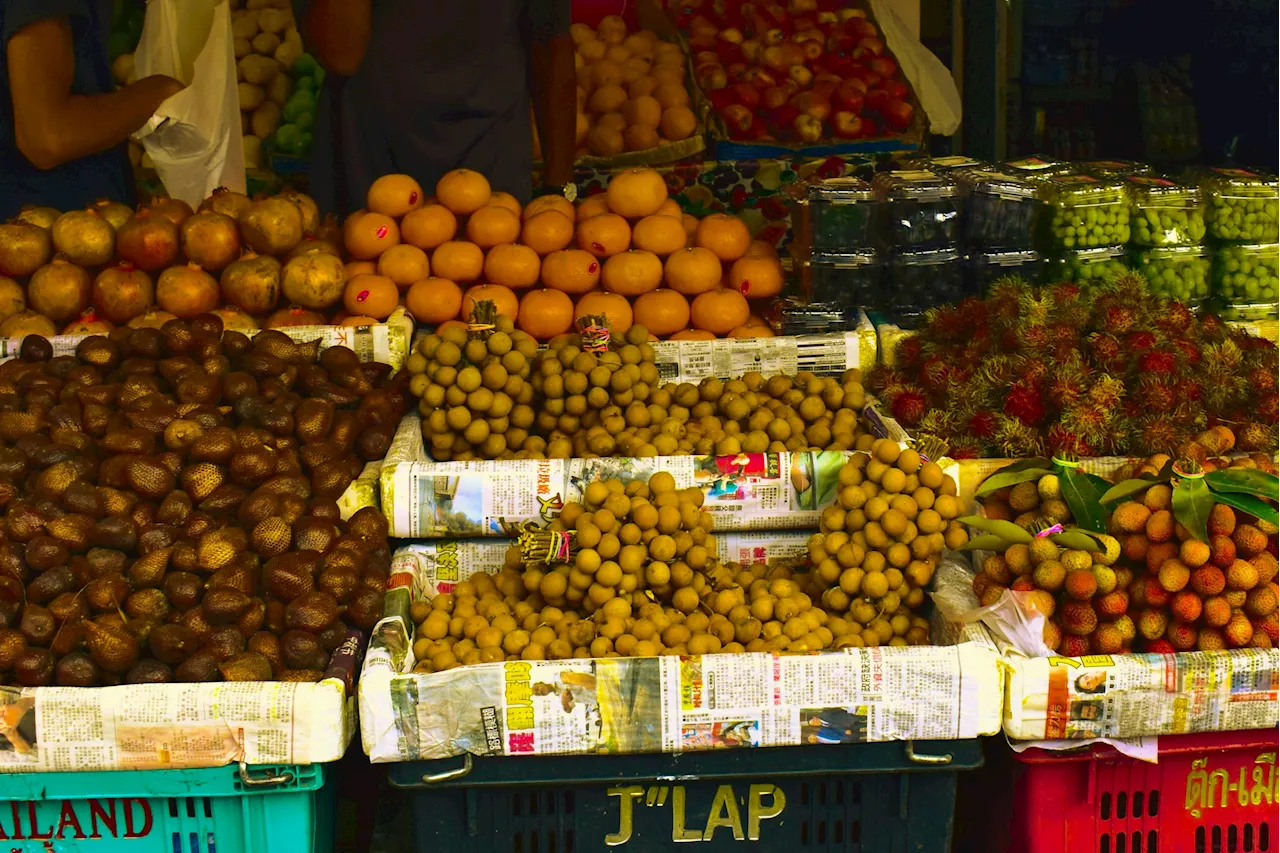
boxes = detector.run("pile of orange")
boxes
[348,166,784,341]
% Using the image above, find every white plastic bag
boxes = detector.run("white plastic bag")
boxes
[868,0,962,136]
[133,0,245,208]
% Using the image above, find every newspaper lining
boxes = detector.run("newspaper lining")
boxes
[648,323,876,384]
[358,546,1004,761]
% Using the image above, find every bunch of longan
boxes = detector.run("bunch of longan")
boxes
[407,312,540,461]
[796,439,967,648]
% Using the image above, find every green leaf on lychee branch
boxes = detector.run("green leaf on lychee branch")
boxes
[959,534,1014,552]
[974,464,1054,498]
[1059,468,1108,534]
[957,515,1034,543]
[1210,491,1280,529]
[1049,530,1103,552]
[1101,476,1166,505]
[1204,469,1280,503]
[1171,476,1213,543]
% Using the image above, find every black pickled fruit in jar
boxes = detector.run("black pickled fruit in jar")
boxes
[969,250,1044,295]
[808,177,878,252]
[956,168,1042,250]
[807,250,884,311]
[887,247,968,329]
[873,169,961,249]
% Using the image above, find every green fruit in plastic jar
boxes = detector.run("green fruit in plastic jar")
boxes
[1053,250,1129,288]
[1131,203,1205,247]
[1206,185,1279,242]
[1213,244,1279,305]
[1048,201,1130,249]
[275,124,302,155]
[1132,249,1209,302]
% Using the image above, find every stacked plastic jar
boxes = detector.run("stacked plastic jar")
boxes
[953,165,1045,293]
[1195,167,1280,319]
[874,168,967,328]
[802,177,886,323]
[1125,175,1209,304]
[1080,160,1154,179]
[1039,173,1132,289]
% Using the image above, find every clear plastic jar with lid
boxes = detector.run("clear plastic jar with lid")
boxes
[956,168,1042,249]
[887,247,968,328]
[807,250,884,310]
[1194,167,1279,243]
[1040,175,1131,250]
[1002,156,1076,178]
[969,250,1044,294]
[1080,160,1153,178]
[1130,245,1209,303]
[872,169,961,249]
[1047,246,1129,288]
[807,178,878,251]
[1213,243,1278,312]
[1126,177,1205,247]
[772,298,864,335]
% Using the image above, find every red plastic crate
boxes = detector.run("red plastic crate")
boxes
[571,0,639,29]
[1012,729,1279,853]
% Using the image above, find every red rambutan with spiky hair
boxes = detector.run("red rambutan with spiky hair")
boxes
[1136,378,1177,413]
[1260,393,1279,424]
[919,357,954,394]
[924,304,971,342]
[1100,304,1136,336]
[1157,301,1195,336]
[1089,333,1126,371]
[1249,366,1278,395]
[1126,330,1158,353]
[889,388,928,427]
[1133,417,1183,456]
[1176,379,1204,403]
[895,335,924,367]
[1139,350,1177,375]
[867,366,906,393]
[947,441,983,460]
[1004,381,1046,426]
[1018,324,1051,352]
[1174,338,1202,365]
[967,411,999,440]
[1046,424,1094,457]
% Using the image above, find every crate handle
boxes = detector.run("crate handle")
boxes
[238,762,295,788]
[421,754,474,784]
[904,742,953,765]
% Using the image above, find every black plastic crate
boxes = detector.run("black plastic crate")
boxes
[389,740,981,852]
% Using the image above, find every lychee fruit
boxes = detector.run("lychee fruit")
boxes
[1189,565,1226,597]
[1225,589,1247,607]
[979,585,1007,607]
[1060,634,1091,657]
[1065,569,1098,601]
[1250,552,1279,585]
[1157,559,1190,592]
[1011,576,1036,592]
[1062,549,1093,572]
[1114,614,1136,642]
[1202,596,1232,627]
[1097,590,1129,619]
[1060,600,1098,636]
[1225,612,1254,647]
[1143,484,1173,512]
[1009,481,1040,512]
[1145,510,1175,543]
[1167,621,1197,651]
[1094,534,1121,566]
[1170,590,1203,623]
[1179,538,1210,568]
[983,500,1013,521]
[1210,535,1237,569]
[1207,503,1237,537]
[1042,499,1071,523]
[1092,623,1125,654]
[1114,567,1133,591]
[1029,538,1060,564]
[1122,534,1149,563]
[1042,620,1062,651]
[1146,542,1178,575]
[1141,577,1171,608]
[1092,565,1117,595]
[1245,585,1278,618]
[1026,590,1057,618]
[1138,608,1169,640]
[1145,638,1176,654]
[1226,559,1260,591]
[1004,544,1032,575]
[1037,475,1061,502]
[1113,502,1152,534]
[1196,628,1226,651]
[983,554,1012,584]
[1256,613,1279,644]
[1233,524,1267,558]
[1250,630,1272,648]
[1014,511,1039,529]
[972,573,992,598]
[1032,559,1066,592]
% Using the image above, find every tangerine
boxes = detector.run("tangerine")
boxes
[589,84,628,115]
[346,212,400,260]
[690,288,750,336]
[728,322,775,338]
[431,241,484,282]
[487,191,523,217]
[622,96,662,128]
[660,105,697,140]
[400,205,457,250]
[340,315,382,327]
[591,60,625,89]
[695,214,751,262]
[484,243,541,289]
[606,168,668,218]
[462,284,519,321]
[587,127,625,157]
[521,210,574,255]
[377,244,430,287]
[345,260,376,278]
[576,213,631,257]
[436,168,491,215]
[655,198,682,218]
[574,291,633,332]
[367,174,425,218]
[632,289,690,337]
[517,288,575,341]
[596,112,627,132]
[631,214,687,256]
[681,213,700,239]
[405,277,463,324]
[727,255,784,299]
[669,328,715,341]
[664,247,722,295]
[466,205,522,249]
[524,194,575,222]
[653,81,689,108]
[576,194,612,221]
[745,239,777,257]
[629,76,659,99]
[541,249,601,294]
[624,125,660,152]
[601,249,663,296]
[343,273,399,320]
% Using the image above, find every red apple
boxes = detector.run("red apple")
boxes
[831,111,864,138]
[741,38,762,61]
[762,28,786,46]
[790,91,832,122]
[689,32,717,51]
[744,67,778,90]
[770,104,800,129]
[833,79,866,111]
[882,99,914,130]
[731,82,762,109]
[761,46,791,73]
[792,114,824,142]
[721,104,756,134]
[699,66,729,90]
[846,18,878,39]
[789,64,814,87]
[816,11,838,25]
[690,15,718,35]
[695,50,720,68]
[727,62,750,80]
[790,0,818,13]
[883,79,909,99]
[826,34,854,56]
[856,36,885,55]
[864,87,890,110]
[719,27,745,44]
[796,38,824,61]
[708,89,736,112]
[849,67,882,87]
[744,117,769,140]
[837,8,864,22]
[868,56,898,78]
[763,4,790,26]
[762,85,792,110]
[793,16,816,31]
[812,79,838,100]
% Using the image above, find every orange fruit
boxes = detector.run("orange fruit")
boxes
[466,205,522,249]
[524,194,576,223]
[664,247,722,295]
[632,289,690,337]
[377,244,430,287]
[405,277,463,324]
[660,105,697,141]
[588,127,625,157]
[575,291,633,332]
[487,191,522,217]
[655,198,682,218]
[345,212,400,260]
[541,249,601,294]
[343,273,399,320]
[367,174,425,218]
[517,288,575,341]
[681,213,700,239]
[745,239,778,258]
[653,81,689,108]
[622,96,662,128]
[340,315,382,327]
[578,39,606,61]
[437,319,468,336]
[605,45,632,66]
[606,168,668,218]
[436,168,491,215]
[576,213,631,258]
[483,243,541,289]
[575,113,590,146]
[570,23,595,44]
[589,84,628,115]
[695,214,751,262]
[690,288,750,336]
[601,250,663,296]
[629,76,659,99]
[727,256,784,300]
[462,284,518,321]
[631,214,687,256]
[669,328,715,341]
[624,125,660,152]
[400,205,457,250]
[576,194,612,221]
[521,210,574,255]
[345,260,376,278]
[591,60,624,89]
[431,241,484,282]
[596,112,628,133]
[729,322,775,338]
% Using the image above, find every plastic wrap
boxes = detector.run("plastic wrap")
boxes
[873,170,961,249]
[1047,246,1129,288]
[807,250,885,310]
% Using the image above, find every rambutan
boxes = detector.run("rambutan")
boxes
[1135,379,1177,413]
[1238,422,1279,452]
[1046,424,1094,457]
[1126,330,1158,353]
[967,411,999,440]
[1088,333,1126,371]
[1157,301,1195,336]
[1004,381,1045,426]
[946,441,983,460]
[1139,350,1177,375]
[889,389,928,427]
[1101,305,1136,336]
[1173,338,1201,365]
[895,335,924,367]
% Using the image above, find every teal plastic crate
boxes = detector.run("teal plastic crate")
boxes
[390,740,981,852]
[0,762,333,853]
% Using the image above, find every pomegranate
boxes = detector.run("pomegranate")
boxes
[51,209,115,267]
[282,252,346,310]
[241,197,303,256]
[28,259,92,322]
[198,186,253,221]
[93,262,155,324]
[265,305,326,328]
[220,251,281,314]
[281,189,320,233]
[156,263,219,318]
[63,308,114,335]
[14,206,59,230]
[116,208,180,271]
[0,311,56,338]
[127,309,178,329]
[284,234,342,262]
[0,277,25,324]
[211,306,259,333]
[91,199,133,230]
[147,197,194,228]
[180,211,241,271]
[0,221,53,277]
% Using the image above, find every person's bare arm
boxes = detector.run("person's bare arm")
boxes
[529,2,575,186]
[8,17,183,171]
[299,0,372,77]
